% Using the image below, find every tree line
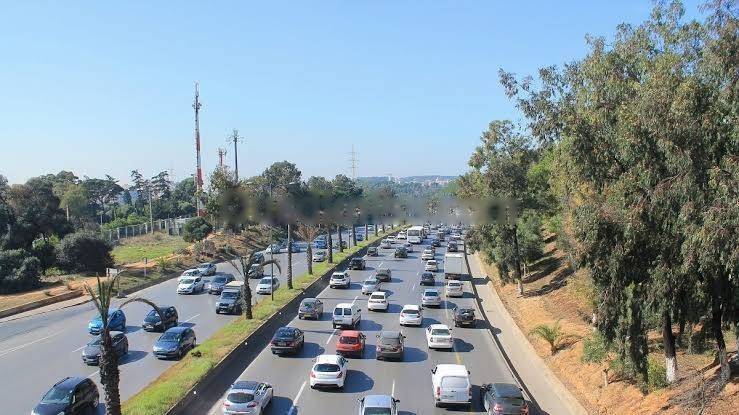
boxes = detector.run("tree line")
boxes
[460,1,737,391]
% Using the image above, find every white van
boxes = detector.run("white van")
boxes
[431,364,471,407]
[332,302,361,329]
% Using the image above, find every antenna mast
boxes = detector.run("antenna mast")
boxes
[349,145,358,180]
[218,148,227,168]
[193,82,204,216]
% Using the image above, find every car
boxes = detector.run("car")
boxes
[314,239,328,250]
[222,381,273,415]
[426,324,454,349]
[330,271,351,288]
[309,354,348,389]
[481,383,529,414]
[386,235,396,243]
[349,257,366,270]
[178,268,202,282]
[453,307,476,327]
[270,326,305,355]
[445,280,463,297]
[196,262,217,276]
[447,242,459,252]
[312,250,326,262]
[333,303,361,329]
[208,274,235,294]
[336,330,366,358]
[399,304,423,326]
[298,297,324,320]
[81,333,128,365]
[422,289,442,307]
[153,326,196,359]
[379,239,392,249]
[33,377,99,415]
[394,247,408,258]
[366,247,378,256]
[352,232,365,241]
[256,276,280,294]
[142,305,178,331]
[421,249,435,260]
[396,232,406,240]
[420,272,435,286]
[376,331,406,360]
[357,394,400,415]
[361,277,382,294]
[428,245,437,254]
[88,309,125,334]
[266,243,283,254]
[431,364,471,408]
[431,239,442,247]
[375,267,392,282]
[368,291,389,311]
[177,276,205,294]
[216,282,243,314]
[403,242,413,252]
[425,259,439,272]
[287,242,301,253]
[247,264,265,278]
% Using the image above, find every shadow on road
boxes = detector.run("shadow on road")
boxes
[453,338,475,353]
[399,346,428,363]
[295,341,325,359]
[120,350,147,365]
[357,319,383,332]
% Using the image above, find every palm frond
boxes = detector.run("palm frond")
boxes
[119,297,164,322]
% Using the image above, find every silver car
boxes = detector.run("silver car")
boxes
[358,394,399,415]
[361,278,382,294]
[222,380,273,415]
[421,289,442,307]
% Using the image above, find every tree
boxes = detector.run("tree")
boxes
[182,217,213,242]
[221,248,281,319]
[0,249,41,293]
[83,175,123,224]
[57,232,114,273]
[31,237,57,275]
[295,224,321,275]
[7,177,73,249]
[530,320,578,355]
[261,161,302,194]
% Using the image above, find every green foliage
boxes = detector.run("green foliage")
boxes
[645,356,668,391]
[57,232,114,273]
[0,249,41,293]
[529,320,576,355]
[101,213,149,231]
[182,217,213,242]
[156,257,172,272]
[581,332,610,364]
[31,237,58,274]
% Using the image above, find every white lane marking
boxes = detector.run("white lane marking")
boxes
[288,380,307,414]
[72,344,86,353]
[326,328,338,345]
[88,370,99,378]
[0,330,63,358]
[412,283,416,292]
[351,295,359,305]
[391,379,396,397]
[183,314,200,323]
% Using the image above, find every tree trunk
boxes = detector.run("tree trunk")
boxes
[374,223,378,237]
[337,225,344,253]
[512,225,524,296]
[351,224,357,246]
[243,283,253,319]
[99,329,121,415]
[287,223,293,289]
[711,299,730,384]
[662,309,678,384]
[306,243,313,275]
[327,228,334,263]
[364,224,368,241]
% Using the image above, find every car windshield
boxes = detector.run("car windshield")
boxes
[259,278,272,284]
[339,336,358,344]
[431,328,451,336]
[363,407,392,415]
[314,363,340,372]
[159,332,180,342]
[213,276,228,283]
[146,309,163,318]
[422,273,433,278]
[332,273,345,278]
[87,337,102,346]
[180,278,194,284]
[227,392,254,403]
[41,385,72,404]
[221,291,238,299]
[363,280,376,286]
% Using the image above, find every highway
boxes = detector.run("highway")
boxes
[0,231,353,415]
[205,237,530,415]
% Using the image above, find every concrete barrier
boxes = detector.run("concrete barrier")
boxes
[0,289,84,319]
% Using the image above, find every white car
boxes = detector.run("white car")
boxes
[178,268,201,282]
[330,271,351,288]
[256,277,279,294]
[445,280,463,297]
[177,276,205,294]
[367,291,389,311]
[312,250,326,262]
[396,232,407,240]
[196,262,217,276]
[431,364,471,407]
[222,380,273,415]
[425,260,438,272]
[310,354,348,389]
[399,304,423,326]
[421,289,442,307]
[421,250,434,260]
[380,240,392,249]
[426,324,454,349]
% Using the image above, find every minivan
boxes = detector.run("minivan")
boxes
[431,364,471,408]
[333,303,361,329]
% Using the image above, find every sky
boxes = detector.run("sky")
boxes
[0,1,703,186]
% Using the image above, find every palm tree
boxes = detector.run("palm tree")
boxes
[326,225,334,263]
[529,320,578,355]
[84,274,163,415]
[222,247,281,319]
[295,224,321,275]
[286,223,293,289]
[336,224,344,253]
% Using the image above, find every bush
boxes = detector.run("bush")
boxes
[57,232,114,274]
[182,217,213,243]
[581,332,609,364]
[0,249,42,293]
[645,356,668,391]
[31,237,57,274]
[156,257,172,272]
[529,319,578,355]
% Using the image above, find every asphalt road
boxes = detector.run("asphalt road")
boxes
[205,238,534,415]
[0,231,357,415]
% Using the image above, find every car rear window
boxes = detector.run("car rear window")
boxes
[259,277,272,284]
[275,328,294,337]
[339,336,358,344]
[431,328,451,336]
[403,309,419,315]
[227,392,254,403]
[448,282,461,287]
[370,293,385,300]
[221,291,238,299]
[213,276,228,283]
[424,291,439,296]
[441,376,469,388]
[314,363,340,372]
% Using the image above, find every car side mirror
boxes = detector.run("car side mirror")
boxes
[431,368,436,374]
[394,399,400,403]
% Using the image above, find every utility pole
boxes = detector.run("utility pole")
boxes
[218,148,227,169]
[229,129,243,181]
[193,82,205,217]
[349,145,358,180]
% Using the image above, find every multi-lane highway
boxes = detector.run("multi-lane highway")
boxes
[0,231,352,415]
[205,237,529,415]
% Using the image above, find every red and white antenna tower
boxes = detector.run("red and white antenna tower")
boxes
[193,82,205,216]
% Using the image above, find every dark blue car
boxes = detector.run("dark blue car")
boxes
[313,239,328,249]
[88,309,126,334]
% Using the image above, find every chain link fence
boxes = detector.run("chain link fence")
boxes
[101,215,193,242]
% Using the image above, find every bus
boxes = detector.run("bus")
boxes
[407,226,425,244]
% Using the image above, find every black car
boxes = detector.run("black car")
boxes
[349,257,366,270]
[375,268,392,282]
[208,274,235,294]
[270,326,305,355]
[394,247,408,258]
[366,247,378,256]
[153,326,196,359]
[376,331,405,360]
[447,242,459,252]
[34,377,99,415]
[453,307,476,327]
[420,272,435,286]
[298,297,324,320]
[81,333,128,365]
[142,305,178,331]
[481,383,529,414]
[431,239,442,247]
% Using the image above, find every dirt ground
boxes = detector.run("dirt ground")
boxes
[477,235,738,415]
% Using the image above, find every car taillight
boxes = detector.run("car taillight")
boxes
[436,386,441,397]
[223,402,230,408]
[493,403,503,413]
[338,371,344,377]
[521,402,529,414]
[310,371,316,378]
[246,402,258,408]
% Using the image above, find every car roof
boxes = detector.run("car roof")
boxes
[157,305,174,310]
[491,383,523,398]
[231,380,260,392]
[165,326,189,334]
[434,364,468,375]
[53,376,87,391]
[335,302,354,308]
[315,354,342,364]
[301,297,319,303]
[332,271,347,275]
[363,394,394,407]
[370,291,386,296]
[198,262,213,266]
[379,330,401,339]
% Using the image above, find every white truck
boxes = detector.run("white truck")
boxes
[443,252,466,280]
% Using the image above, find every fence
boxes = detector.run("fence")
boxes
[102,215,193,242]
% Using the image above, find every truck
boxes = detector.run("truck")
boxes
[443,252,466,280]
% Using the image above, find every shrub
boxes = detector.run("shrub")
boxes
[645,356,668,391]
[182,217,213,243]
[529,319,578,355]
[581,332,609,364]
[57,232,114,274]
[31,237,58,275]
[0,249,42,293]
[156,257,172,272]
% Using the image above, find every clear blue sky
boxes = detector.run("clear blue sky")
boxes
[0,1,702,185]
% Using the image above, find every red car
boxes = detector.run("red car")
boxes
[335,330,366,358]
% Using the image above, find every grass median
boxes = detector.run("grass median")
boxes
[122,226,406,415]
